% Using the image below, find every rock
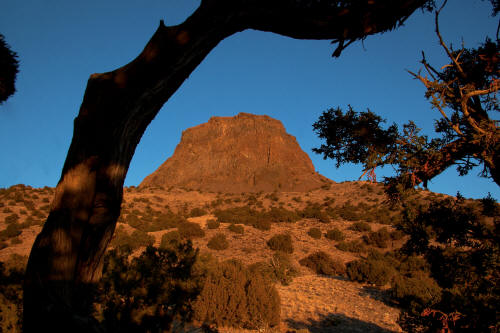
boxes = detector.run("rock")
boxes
[140,113,331,192]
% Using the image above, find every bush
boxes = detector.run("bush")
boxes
[335,240,366,253]
[299,204,329,222]
[97,243,200,332]
[0,260,24,333]
[189,207,207,217]
[392,272,442,314]
[307,227,322,239]
[346,259,395,286]
[192,260,280,330]
[159,230,181,249]
[250,252,299,286]
[325,228,345,241]
[206,219,220,229]
[228,224,244,234]
[363,227,391,248]
[207,234,229,251]
[267,234,293,253]
[299,251,345,276]
[4,214,19,224]
[178,222,205,239]
[349,221,372,232]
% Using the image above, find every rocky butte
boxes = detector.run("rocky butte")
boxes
[140,113,331,192]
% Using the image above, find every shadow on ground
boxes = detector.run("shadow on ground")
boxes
[285,312,398,333]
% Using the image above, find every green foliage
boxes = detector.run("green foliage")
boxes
[110,226,154,251]
[250,252,299,286]
[299,251,345,276]
[396,194,500,331]
[96,243,199,332]
[227,223,244,234]
[189,207,207,217]
[207,233,229,251]
[206,219,220,229]
[349,221,372,232]
[267,234,293,253]
[0,34,19,104]
[325,228,345,241]
[392,272,442,314]
[178,221,205,239]
[307,227,322,239]
[346,259,395,286]
[362,227,391,248]
[159,230,181,249]
[0,255,25,333]
[299,203,329,222]
[192,259,280,330]
[335,240,366,253]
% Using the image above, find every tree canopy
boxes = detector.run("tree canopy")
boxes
[0,34,19,105]
[313,1,499,198]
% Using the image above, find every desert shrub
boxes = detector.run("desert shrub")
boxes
[0,223,22,241]
[299,203,329,222]
[363,227,391,248]
[335,240,366,253]
[292,196,302,202]
[192,259,280,330]
[346,259,395,286]
[206,219,220,229]
[9,237,21,245]
[228,223,244,234]
[207,233,229,251]
[152,212,186,231]
[349,221,372,232]
[4,213,19,224]
[307,227,322,239]
[337,203,361,221]
[159,230,181,249]
[267,234,293,253]
[0,257,25,333]
[263,252,299,286]
[325,228,345,241]
[178,222,205,239]
[299,251,345,276]
[392,272,442,314]
[389,229,405,241]
[97,243,200,332]
[189,207,207,217]
[110,226,154,251]
[265,207,300,223]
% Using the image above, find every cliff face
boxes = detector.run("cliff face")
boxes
[140,113,331,192]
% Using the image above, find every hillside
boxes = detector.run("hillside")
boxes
[0,181,464,332]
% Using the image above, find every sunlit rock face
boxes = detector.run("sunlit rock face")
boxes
[140,113,331,192]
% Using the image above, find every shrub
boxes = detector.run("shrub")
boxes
[192,260,280,330]
[349,221,372,232]
[207,234,229,251]
[267,234,293,253]
[307,227,322,239]
[363,227,391,248]
[0,223,22,241]
[4,214,19,224]
[346,259,395,286]
[390,229,405,241]
[325,228,345,241]
[97,243,200,332]
[299,251,345,276]
[249,252,299,286]
[228,224,244,234]
[159,230,181,249]
[178,222,205,239]
[392,272,442,314]
[206,219,220,229]
[152,212,186,231]
[0,260,24,333]
[110,226,154,251]
[265,207,300,223]
[300,204,329,222]
[335,240,366,253]
[189,207,207,217]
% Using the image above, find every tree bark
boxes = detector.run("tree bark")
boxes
[23,0,430,331]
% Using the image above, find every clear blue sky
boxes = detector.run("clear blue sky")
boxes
[0,0,499,199]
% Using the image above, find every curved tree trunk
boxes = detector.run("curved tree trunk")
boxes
[23,1,429,331]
